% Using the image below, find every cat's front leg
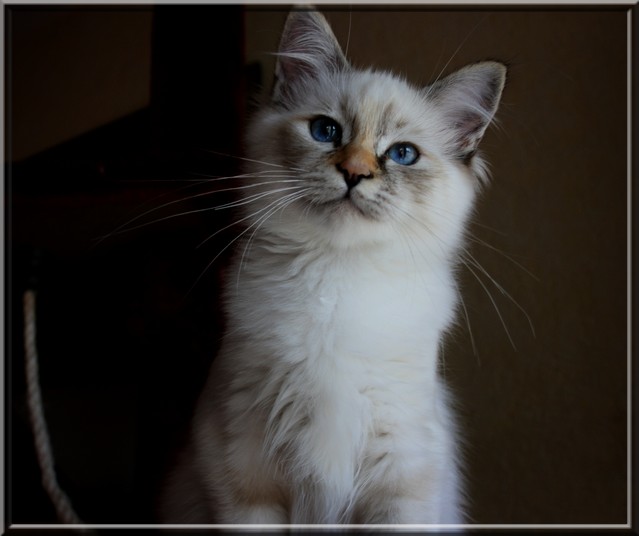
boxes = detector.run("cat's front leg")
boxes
[207,464,291,524]
[217,502,289,524]
[206,414,291,524]
[354,487,463,525]
[353,454,464,525]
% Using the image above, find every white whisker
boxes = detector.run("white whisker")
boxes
[197,186,307,249]
[202,150,309,173]
[467,235,539,282]
[424,15,488,93]
[213,184,306,211]
[189,189,309,295]
[236,190,310,288]
[462,259,516,350]
[462,249,536,338]
[95,177,305,243]
[457,290,479,360]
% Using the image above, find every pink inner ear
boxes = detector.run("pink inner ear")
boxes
[281,21,310,52]
[426,62,506,159]
[277,53,314,87]
[455,112,487,152]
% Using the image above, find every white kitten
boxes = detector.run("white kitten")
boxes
[161,9,506,525]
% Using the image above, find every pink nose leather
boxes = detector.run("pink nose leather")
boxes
[337,147,377,187]
[341,154,373,178]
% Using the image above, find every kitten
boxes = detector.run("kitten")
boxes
[161,9,506,525]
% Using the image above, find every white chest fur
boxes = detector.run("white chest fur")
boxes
[205,238,462,523]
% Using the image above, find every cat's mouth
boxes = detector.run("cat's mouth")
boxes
[306,193,368,221]
[327,190,378,220]
[302,177,381,221]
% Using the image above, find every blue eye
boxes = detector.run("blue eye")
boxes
[387,143,419,166]
[310,116,342,144]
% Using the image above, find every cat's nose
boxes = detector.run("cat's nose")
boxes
[336,149,376,189]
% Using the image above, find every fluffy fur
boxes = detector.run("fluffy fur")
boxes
[161,9,506,525]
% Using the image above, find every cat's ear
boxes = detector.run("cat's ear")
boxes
[427,61,507,161]
[273,9,348,103]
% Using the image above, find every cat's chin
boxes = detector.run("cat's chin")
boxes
[299,198,400,250]
[330,198,376,221]
[312,191,382,223]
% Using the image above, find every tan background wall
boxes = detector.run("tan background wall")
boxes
[246,7,628,525]
[8,9,153,161]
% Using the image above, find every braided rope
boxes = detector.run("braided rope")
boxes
[23,289,84,525]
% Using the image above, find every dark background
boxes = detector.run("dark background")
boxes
[5,4,635,528]
[7,6,246,524]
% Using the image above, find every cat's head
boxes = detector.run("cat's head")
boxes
[243,9,506,253]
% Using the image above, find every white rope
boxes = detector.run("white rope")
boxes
[23,289,84,525]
